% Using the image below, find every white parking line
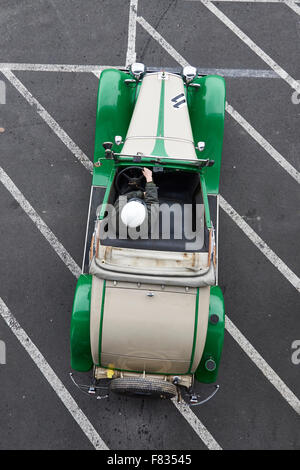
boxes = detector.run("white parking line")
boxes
[187,0,300,3]
[92,70,102,79]
[3,17,300,441]
[226,317,300,414]
[136,16,189,67]
[0,63,120,73]
[200,0,300,94]
[2,160,299,424]
[126,0,138,67]
[137,16,300,185]
[0,166,81,279]
[0,297,108,450]
[225,103,300,184]
[139,8,300,95]
[130,12,300,415]
[186,0,300,10]
[0,68,222,450]
[195,68,278,78]
[1,42,222,455]
[5,59,300,378]
[172,399,222,450]
[3,160,299,420]
[113,6,217,448]
[0,62,280,79]
[2,71,299,430]
[220,196,300,291]
[1,70,93,174]
[0,165,219,451]
[1,0,297,451]
[284,0,300,14]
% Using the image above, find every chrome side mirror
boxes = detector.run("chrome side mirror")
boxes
[114,135,123,146]
[102,142,113,151]
[197,141,205,152]
[102,141,114,159]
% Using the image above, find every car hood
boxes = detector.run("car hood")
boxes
[121,72,197,161]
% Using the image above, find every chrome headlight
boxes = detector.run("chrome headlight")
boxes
[130,62,146,79]
[182,65,197,83]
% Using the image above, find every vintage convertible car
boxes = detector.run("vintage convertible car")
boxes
[70,64,226,404]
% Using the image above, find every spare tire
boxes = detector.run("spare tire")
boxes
[110,377,177,399]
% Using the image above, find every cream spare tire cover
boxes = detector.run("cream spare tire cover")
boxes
[90,278,210,375]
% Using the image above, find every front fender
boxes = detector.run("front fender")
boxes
[187,75,226,195]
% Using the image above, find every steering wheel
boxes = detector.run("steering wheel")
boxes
[115,166,146,194]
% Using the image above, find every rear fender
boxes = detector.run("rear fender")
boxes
[195,286,225,383]
[70,274,93,372]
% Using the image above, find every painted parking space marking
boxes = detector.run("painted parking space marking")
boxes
[136,15,300,184]
[284,0,300,14]
[0,63,281,79]
[137,16,189,67]
[1,70,93,174]
[5,71,299,421]
[225,103,300,184]
[193,68,279,78]
[186,0,300,10]
[0,63,120,73]
[200,0,300,94]
[187,0,300,2]
[0,3,221,452]
[2,159,299,437]
[2,1,299,412]
[0,1,221,452]
[226,316,300,415]
[128,4,300,419]
[0,297,108,450]
[123,4,223,448]
[1,0,299,450]
[126,0,138,67]
[0,166,81,279]
[220,196,300,292]
[0,166,219,451]
[172,399,222,450]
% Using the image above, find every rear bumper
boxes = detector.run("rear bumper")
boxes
[94,366,193,389]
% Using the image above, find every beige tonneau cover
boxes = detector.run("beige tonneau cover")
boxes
[90,245,216,287]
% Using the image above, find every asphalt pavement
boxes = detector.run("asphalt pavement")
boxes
[0,0,299,450]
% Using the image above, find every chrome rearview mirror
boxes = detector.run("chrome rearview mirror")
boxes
[114,135,123,146]
[130,62,145,79]
[182,65,197,83]
[197,141,205,151]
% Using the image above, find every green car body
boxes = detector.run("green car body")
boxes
[70,66,226,392]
